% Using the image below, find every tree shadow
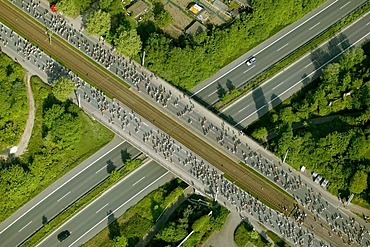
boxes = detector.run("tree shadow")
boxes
[310,33,350,70]
[270,93,281,109]
[120,148,131,164]
[217,82,226,99]
[137,20,158,45]
[106,160,116,174]
[42,215,48,225]
[107,210,121,240]
[252,87,268,119]
[226,79,235,92]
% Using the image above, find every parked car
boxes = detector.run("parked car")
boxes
[246,56,256,66]
[57,230,70,242]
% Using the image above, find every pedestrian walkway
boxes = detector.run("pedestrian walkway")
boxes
[15,72,35,157]
[204,211,241,247]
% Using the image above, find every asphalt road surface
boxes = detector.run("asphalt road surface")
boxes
[36,160,173,247]
[222,11,370,128]
[0,137,141,247]
[0,1,295,214]
[191,0,368,106]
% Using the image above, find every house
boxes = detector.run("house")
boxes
[189,4,209,23]
[127,0,149,19]
[185,21,207,36]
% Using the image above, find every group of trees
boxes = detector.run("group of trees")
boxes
[248,47,370,203]
[234,221,274,247]
[54,0,93,17]
[0,53,27,150]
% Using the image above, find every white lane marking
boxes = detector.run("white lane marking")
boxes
[340,1,351,9]
[366,21,370,26]
[134,0,336,97]
[222,11,370,114]
[272,81,284,90]
[57,191,71,202]
[277,43,289,52]
[208,90,219,97]
[236,30,370,126]
[143,122,148,126]
[95,166,106,174]
[132,176,146,186]
[243,65,255,74]
[304,62,313,68]
[68,171,170,247]
[238,108,246,113]
[18,221,32,232]
[235,105,266,125]
[0,140,125,235]
[96,203,109,214]
[309,22,320,31]
[36,160,153,247]
[254,0,338,56]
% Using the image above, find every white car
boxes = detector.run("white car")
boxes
[246,56,256,66]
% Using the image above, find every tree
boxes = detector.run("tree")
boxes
[155,11,172,28]
[56,0,92,17]
[192,215,210,232]
[99,0,114,10]
[251,127,268,141]
[250,231,260,240]
[349,170,368,194]
[156,223,188,243]
[52,77,75,102]
[85,10,111,36]
[115,29,142,57]
[113,235,128,247]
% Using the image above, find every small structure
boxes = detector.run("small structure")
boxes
[127,0,149,19]
[213,0,228,12]
[185,21,207,36]
[189,4,209,23]
[235,0,251,8]
[300,166,306,172]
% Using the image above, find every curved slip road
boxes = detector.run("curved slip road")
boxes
[0,1,295,216]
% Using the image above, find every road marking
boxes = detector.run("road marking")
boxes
[143,122,148,126]
[95,165,106,174]
[0,140,125,235]
[208,89,219,97]
[235,30,370,127]
[366,21,370,26]
[132,176,146,186]
[254,0,338,56]
[238,108,246,113]
[277,43,289,52]
[340,1,351,9]
[243,65,255,74]
[304,62,313,68]
[68,171,170,247]
[272,81,284,90]
[96,203,109,214]
[57,191,71,202]
[309,22,320,31]
[18,221,32,232]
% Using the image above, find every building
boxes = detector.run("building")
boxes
[127,0,150,19]
[189,4,209,23]
[185,21,207,36]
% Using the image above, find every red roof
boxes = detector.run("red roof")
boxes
[50,4,57,13]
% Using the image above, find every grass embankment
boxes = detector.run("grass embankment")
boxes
[85,179,188,247]
[23,159,142,247]
[266,230,289,247]
[149,194,229,247]
[216,1,370,110]
[234,221,272,247]
[0,75,113,223]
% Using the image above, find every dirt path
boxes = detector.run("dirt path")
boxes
[15,72,35,157]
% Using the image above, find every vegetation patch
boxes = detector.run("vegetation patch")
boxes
[0,76,113,222]
[234,221,273,247]
[266,230,289,247]
[84,178,188,247]
[149,194,229,247]
[246,47,370,208]
[0,52,27,150]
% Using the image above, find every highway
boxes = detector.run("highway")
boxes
[36,160,173,247]
[190,0,368,106]
[222,11,370,128]
[0,137,142,247]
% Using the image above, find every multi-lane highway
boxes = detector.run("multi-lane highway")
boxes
[222,11,370,128]
[190,0,368,106]
[0,137,141,247]
[36,160,173,247]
